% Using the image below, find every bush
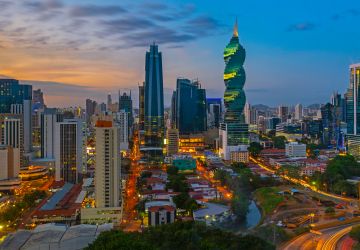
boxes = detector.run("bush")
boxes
[350,225,360,241]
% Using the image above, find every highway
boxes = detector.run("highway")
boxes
[282,224,357,250]
[318,226,352,250]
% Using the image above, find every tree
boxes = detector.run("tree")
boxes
[350,225,360,241]
[325,207,335,214]
[86,221,275,250]
[231,195,249,220]
[248,142,263,157]
[273,136,286,149]
[214,169,228,186]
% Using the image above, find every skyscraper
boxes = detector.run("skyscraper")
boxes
[295,104,303,120]
[207,98,222,129]
[85,99,97,123]
[138,85,145,130]
[95,120,121,208]
[172,78,207,134]
[346,64,360,134]
[33,89,45,109]
[54,118,85,183]
[278,105,289,123]
[115,110,129,151]
[41,108,63,159]
[144,44,164,149]
[119,91,133,135]
[219,20,249,160]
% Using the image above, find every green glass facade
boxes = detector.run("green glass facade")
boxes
[223,21,249,145]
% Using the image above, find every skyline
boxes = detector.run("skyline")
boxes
[1,0,360,107]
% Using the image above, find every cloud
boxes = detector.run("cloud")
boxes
[287,22,315,32]
[120,27,196,48]
[100,17,158,34]
[23,0,63,12]
[69,4,127,17]
[184,16,223,36]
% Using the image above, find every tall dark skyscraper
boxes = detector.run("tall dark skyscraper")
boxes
[171,78,207,134]
[219,20,249,160]
[144,44,164,148]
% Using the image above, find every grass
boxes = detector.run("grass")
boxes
[254,187,284,215]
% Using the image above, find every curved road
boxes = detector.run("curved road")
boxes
[282,225,357,250]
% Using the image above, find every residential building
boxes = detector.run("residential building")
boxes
[41,108,63,159]
[95,120,121,208]
[166,128,179,156]
[285,142,306,158]
[278,105,289,123]
[148,205,176,226]
[115,110,129,151]
[295,104,303,120]
[54,119,85,183]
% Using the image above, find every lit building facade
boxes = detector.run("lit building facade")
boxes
[0,79,32,153]
[346,63,360,135]
[219,20,249,160]
[95,121,121,208]
[55,119,85,183]
[143,44,164,161]
[172,78,207,134]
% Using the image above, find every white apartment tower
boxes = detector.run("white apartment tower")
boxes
[295,104,303,121]
[95,120,121,208]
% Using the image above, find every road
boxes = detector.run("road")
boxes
[250,156,357,205]
[282,224,358,250]
[319,226,352,250]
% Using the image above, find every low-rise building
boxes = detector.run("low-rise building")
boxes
[148,205,176,226]
[285,142,306,158]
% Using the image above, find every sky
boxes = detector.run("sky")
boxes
[1,0,360,108]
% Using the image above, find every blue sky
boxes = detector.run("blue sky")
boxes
[1,0,360,107]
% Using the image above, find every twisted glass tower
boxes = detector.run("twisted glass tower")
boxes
[222,20,249,146]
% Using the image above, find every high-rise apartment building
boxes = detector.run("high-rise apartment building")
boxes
[115,110,129,151]
[295,104,303,120]
[144,44,164,149]
[219,20,249,160]
[166,128,179,156]
[41,108,63,159]
[278,105,289,123]
[54,118,85,183]
[95,120,121,208]
[171,78,207,134]
[138,85,145,130]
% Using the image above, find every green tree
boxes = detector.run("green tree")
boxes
[273,136,287,149]
[247,142,263,157]
[214,169,228,186]
[350,225,360,241]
